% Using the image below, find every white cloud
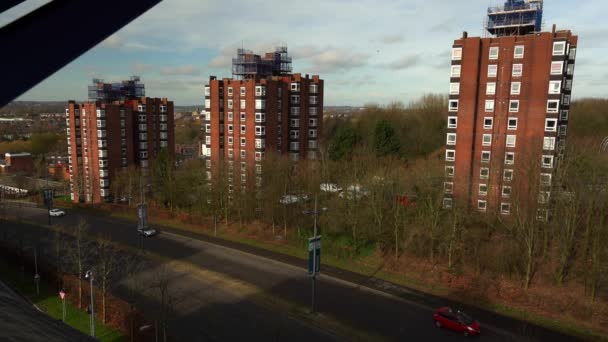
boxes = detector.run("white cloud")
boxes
[100,34,124,48]
[387,54,421,70]
[309,48,370,73]
[159,65,201,76]
[133,63,154,73]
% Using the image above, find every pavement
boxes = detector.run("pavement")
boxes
[0,203,589,341]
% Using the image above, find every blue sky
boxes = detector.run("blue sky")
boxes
[6,0,608,106]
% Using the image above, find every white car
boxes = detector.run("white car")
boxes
[49,209,66,217]
[137,227,158,237]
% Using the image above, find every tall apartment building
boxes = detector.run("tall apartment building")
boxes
[202,47,323,193]
[443,0,577,219]
[66,78,174,203]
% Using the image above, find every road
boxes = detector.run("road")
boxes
[0,204,586,341]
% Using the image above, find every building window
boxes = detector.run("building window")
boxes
[538,191,551,204]
[509,100,519,113]
[506,135,516,148]
[482,134,492,147]
[480,167,489,180]
[308,129,317,138]
[290,82,300,92]
[488,65,497,77]
[228,149,234,158]
[485,100,494,112]
[448,100,459,112]
[553,41,566,56]
[543,137,556,150]
[479,184,488,196]
[449,83,460,95]
[240,87,246,96]
[240,150,246,159]
[514,45,524,58]
[309,84,318,93]
[550,61,564,75]
[240,125,246,134]
[562,94,571,105]
[240,137,246,147]
[486,82,496,95]
[547,100,560,113]
[446,149,455,162]
[501,203,511,215]
[540,173,552,186]
[510,65,523,79]
[489,46,499,60]
[255,113,266,123]
[448,116,457,129]
[505,152,515,165]
[452,47,462,60]
[478,200,487,212]
[507,117,518,130]
[290,107,300,116]
[560,110,569,121]
[227,87,233,96]
[290,118,300,127]
[227,112,233,121]
[240,99,246,109]
[450,65,461,77]
[443,198,453,209]
[255,99,266,110]
[446,133,457,145]
[559,125,567,137]
[504,169,513,182]
[227,124,233,134]
[484,117,493,129]
[238,112,245,122]
[444,182,454,194]
[445,166,455,178]
[502,186,512,198]
[511,82,521,95]
[549,80,562,94]
[542,155,554,168]
[481,151,491,162]
[255,126,266,136]
[565,79,572,91]
[569,47,577,60]
[545,118,558,132]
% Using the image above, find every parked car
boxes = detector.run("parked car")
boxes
[320,183,342,193]
[279,194,310,205]
[137,227,158,237]
[433,306,480,337]
[49,209,66,217]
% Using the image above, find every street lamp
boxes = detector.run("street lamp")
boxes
[302,194,327,314]
[85,270,95,338]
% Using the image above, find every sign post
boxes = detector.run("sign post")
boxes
[137,203,148,251]
[42,188,54,226]
[59,289,66,321]
[308,235,321,313]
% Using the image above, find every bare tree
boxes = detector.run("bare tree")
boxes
[95,235,119,324]
[67,218,90,308]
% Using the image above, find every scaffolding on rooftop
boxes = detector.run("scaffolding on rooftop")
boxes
[88,76,145,101]
[232,46,292,79]
[484,0,543,37]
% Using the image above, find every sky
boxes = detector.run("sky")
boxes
[5,0,608,106]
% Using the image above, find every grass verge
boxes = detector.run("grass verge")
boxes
[0,257,125,342]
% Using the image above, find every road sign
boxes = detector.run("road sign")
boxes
[137,203,148,230]
[59,290,66,300]
[42,188,54,208]
[308,235,321,276]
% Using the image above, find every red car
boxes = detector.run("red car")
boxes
[433,306,480,337]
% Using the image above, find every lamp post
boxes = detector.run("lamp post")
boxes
[33,246,40,296]
[302,194,327,314]
[85,270,95,338]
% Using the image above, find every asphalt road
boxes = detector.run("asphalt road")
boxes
[0,204,587,342]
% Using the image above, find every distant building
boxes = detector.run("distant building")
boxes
[443,0,577,220]
[66,77,174,203]
[203,47,323,192]
[0,152,34,175]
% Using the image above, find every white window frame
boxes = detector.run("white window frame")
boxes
[545,118,558,132]
[445,166,455,178]
[450,65,461,78]
[542,155,554,168]
[446,133,457,146]
[502,186,512,198]
[560,110,569,121]
[509,100,519,113]
[443,198,453,209]
[501,203,511,215]
[512,64,523,77]
[482,134,492,147]
[507,117,518,130]
[547,100,560,113]
[485,100,495,112]
[549,80,562,94]
[514,45,525,59]
[481,150,491,162]
[449,83,460,95]
[487,64,497,77]
[483,117,493,129]
[504,169,513,182]
[478,200,487,212]
[445,149,456,162]
[448,116,457,129]
[540,173,552,186]
[478,184,488,196]
[553,41,566,56]
[511,82,521,95]
[444,182,454,194]
[543,137,556,150]
[506,135,516,147]
[550,61,564,75]
[486,82,496,95]
[227,87,233,96]
[451,47,462,60]
[480,167,489,180]
[448,100,459,112]
[505,152,515,165]
[562,94,571,105]
[240,87,246,96]
[489,46,499,60]
[559,125,568,137]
